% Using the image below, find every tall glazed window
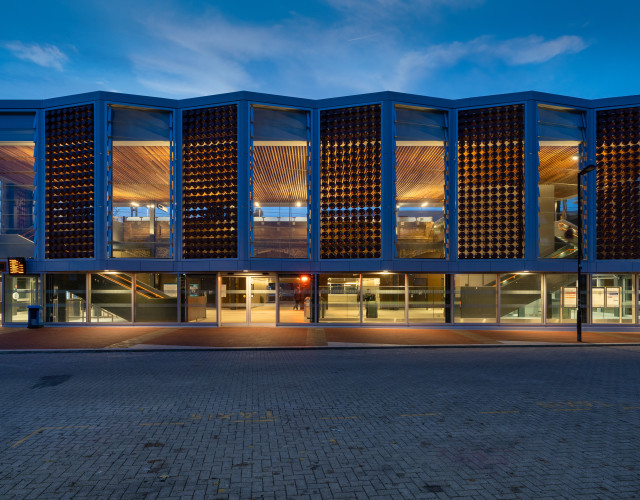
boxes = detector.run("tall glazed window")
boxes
[537,105,586,259]
[394,106,447,258]
[107,106,173,258]
[0,112,36,258]
[250,106,310,258]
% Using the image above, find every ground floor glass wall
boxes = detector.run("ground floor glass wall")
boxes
[6,271,640,326]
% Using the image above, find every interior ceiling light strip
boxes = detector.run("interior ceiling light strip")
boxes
[44,104,95,259]
[457,104,525,259]
[596,106,640,260]
[320,104,382,259]
[182,104,238,259]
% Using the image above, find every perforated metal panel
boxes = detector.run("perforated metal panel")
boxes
[457,104,525,259]
[45,104,94,258]
[596,107,640,259]
[320,105,381,259]
[182,105,238,258]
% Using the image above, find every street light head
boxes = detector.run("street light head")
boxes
[581,164,597,174]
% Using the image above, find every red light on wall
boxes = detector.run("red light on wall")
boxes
[300,275,310,283]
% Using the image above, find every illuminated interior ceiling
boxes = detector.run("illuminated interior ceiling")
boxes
[112,144,170,204]
[538,143,580,199]
[395,144,445,203]
[0,144,35,185]
[253,144,307,204]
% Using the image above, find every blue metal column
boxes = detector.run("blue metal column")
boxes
[381,99,394,267]
[237,101,250,267]
[174,107,183,264]
[585,108,597,266]
[524,100,539,262]
[447,108,458,263]
[311,107,320,264]
[35,108,45,263]
[93,99,107,265]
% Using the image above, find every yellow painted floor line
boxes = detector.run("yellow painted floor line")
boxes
[480,410,520,414]
[319,416,361,420]
[12,426,92,448]
[139,422,186,426]
[400,413,442,417]
[552,408,591,412]
[623,406,640,410]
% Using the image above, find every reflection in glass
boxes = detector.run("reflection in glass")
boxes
[45,274,86,323]
[499,273,542,323]
[538,106,585,259]
[134,273,177,323]
[4,275,39,323]
[454,274,496,323]
[395,106,446,258]
[182,274,217,323]
[591,274,634,324]
[408,274,447,323]
[546,274,578,323]
[278,275,313,324]
[362,274,405,324]
[109,107,172,258]
[318,274,360,323]
[90,273,132,322]
[251,106,309,258]
[0,112,36,258]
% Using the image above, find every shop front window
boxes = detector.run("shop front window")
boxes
[408,274,447,323]
[394,106,446,258]
[109,107,172,258]
[454,274,496,323]
[278,275,314,323]
[318,274,360,323]
[45,274,86,323]
[4,275,40,323]
[134,273,177,323]
[591,274,634,324]
[362,273,405,324]
[182,274,217,323]
[546,274,578,323]
[499,273,542,323]
[90,272,132,322]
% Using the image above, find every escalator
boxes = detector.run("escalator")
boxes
[548,219,578,259]
[90,273,176,322]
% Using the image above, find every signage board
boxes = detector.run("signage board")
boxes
[605,287,620,308]
[8,257,26,275]
[562,287,577,308]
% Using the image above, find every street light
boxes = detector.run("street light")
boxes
[577,164,596,342]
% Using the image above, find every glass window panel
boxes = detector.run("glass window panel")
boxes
[545,274,578,324]
[362,273,405,324]
[538,105,585,259]
[251,106,309,258]
[454,274,496,323]
[499,273,542,323]
[182,274,217,323]
[318,274,360,323]
[0,112,36,257]
[133,273,177,323]
[45,274,86,323]
[220,276,247,324]
[250,276,276,323]
[591,274,634,324]
[408,273,447,324]
[110,107,172,258]
[278,275,314,324]
[90,273,132,322]
[395,106,446,258]
[4,275,40,323]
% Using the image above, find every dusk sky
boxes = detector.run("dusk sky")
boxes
[1,0,638,100]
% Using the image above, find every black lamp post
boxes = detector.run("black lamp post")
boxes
[577,164,596,342]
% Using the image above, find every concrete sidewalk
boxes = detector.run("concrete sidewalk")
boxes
[0,325,639,350]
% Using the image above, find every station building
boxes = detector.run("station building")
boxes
[0,89,638,327]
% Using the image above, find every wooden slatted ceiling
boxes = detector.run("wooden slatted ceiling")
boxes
[112,145,170,203]
[395,145,444,202]
[253,145,307,204]
[539,145,579,199]
[0,145,35,185]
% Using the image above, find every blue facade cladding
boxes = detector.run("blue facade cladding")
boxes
[0,90,639,326]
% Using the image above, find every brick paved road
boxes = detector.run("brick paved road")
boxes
[1,346,639,499]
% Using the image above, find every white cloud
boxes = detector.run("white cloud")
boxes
[3,41,69,71]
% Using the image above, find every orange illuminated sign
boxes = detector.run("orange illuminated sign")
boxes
[8,258,26,275]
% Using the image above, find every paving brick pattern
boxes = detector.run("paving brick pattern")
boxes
[1,347,639,498]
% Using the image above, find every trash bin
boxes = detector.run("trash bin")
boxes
[27,305,42,329]
[304,297,311,320]
[366,302,378,319]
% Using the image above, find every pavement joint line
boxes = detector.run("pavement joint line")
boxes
[400,413,441,416]
[552,408,591,411]
[480,410,520,414]
[11,426,92,448]
[319,416,361,420]
[622,406,640,410]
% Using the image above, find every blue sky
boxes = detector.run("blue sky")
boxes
[1,0,638,100]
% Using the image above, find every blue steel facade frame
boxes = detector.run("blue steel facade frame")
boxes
[1,89,640,326]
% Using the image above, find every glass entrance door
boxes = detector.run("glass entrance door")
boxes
[220,276,247,324]
[249,277,276,323]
